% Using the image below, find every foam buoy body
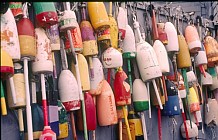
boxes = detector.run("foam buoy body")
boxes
[136,41,162,82]
[87,2,109,32]
[32,28,53,74]
[195,51,207,66]
[78,92,96,130]
[157,23,168,45]
[102,47,123,68]
[181,120,198,138]
[153,40,170,74]
[80,20,98,56]
[59,10,77,31]
[33,2,58,28]
[46,24,60,51]
[109,14,118,49]
[122,25,136,54]
[65,23,83,53]
[17,17,36,60]
[117,7,127,39]
[1,8,20,61]
[7,62,26,108]
[0,49,14,79]
[164,22,179,53]
[9,2,23,19]
[162,80,181,116]
[205,98,218,126]
[187,87,200,113]
[177,35,192,68]
[96,80,118,126]
[186,71,197,87]
[185,25,201,54]
[201,72,212,85]
[114,69,131,106]
[90,57,104,95]
[204,36,218,67]
[58,70,80,111]
[132,79,149,112]
[71,54,90,91]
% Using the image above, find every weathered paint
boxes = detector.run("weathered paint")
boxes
[117,7,127,39]
[122,25,136,53]
[187,87,200,113]
[109,15,118,49]
[204,36,218,67]
[157,23,168,45]
[58,70,80,111]
[32,28,53,74]
[185,25,201,54]
[96,80,118,126]
[1,8,20,61]
[9,2,23,19]
[46,24,60,51]
[17,17,36,60]
[0,49,14,79]
[59,10,77,32]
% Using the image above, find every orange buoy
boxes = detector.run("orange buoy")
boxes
[204,36,218,67]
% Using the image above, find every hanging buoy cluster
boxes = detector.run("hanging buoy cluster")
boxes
[1,2,218,140]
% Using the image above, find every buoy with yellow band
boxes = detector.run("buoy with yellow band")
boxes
[33,2,58,28]
[187,87,200,113]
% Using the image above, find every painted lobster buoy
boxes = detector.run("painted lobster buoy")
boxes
[114,68,131,106]
[90,57,104,95]
[186,71,197,87]
[58,70,80,111]
[205,98,218,126]
[201,72,212,85]
[102,47,123,68]
[46,24,60,51]
[187,87,200,113]
[177,35,192,68]
[6,62,26,108]
[132,79,149,112]
[17,14,36,60]
[0,49,14,79]
[117,6,127,40]
[108,2,118,49]
[87,2,109,32]
[157,23,168,45]
[9,2,23,20]
[128,111,143,138]
[185,25,201,54]
[97,28,111,49]
[33,2,58,28]
[195,50,207,77]
[0,2,9,14]
[164,22,179,53]
[77,92,96,131]
[71,53,90,91]
[162,79,181,116]
[57,100,68,139]
[204,36,218,67]
[153,40,170,74]
[96,80,118,126]
[181,120,198,138]
[122,25,136,57]
[65,23,83,53]
[32,28,53,74]
[80,5,98,57]
[1,8,21,61]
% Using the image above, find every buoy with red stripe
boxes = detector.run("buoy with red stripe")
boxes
[0,49,14,116]
[87,2,110,32]
[164,22,179,53]
[96,80,118,126]
[204,36,218,67]
[32,27,56,139]
[132,79,149,140]
[33,2,58,28]
[134,17,163,114]
[9,2,23,20]
[16,3,36,139]
[185,25,201,54]
[194,49,207,78]
[117,2,127,40]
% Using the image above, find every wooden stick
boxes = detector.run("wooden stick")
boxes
[123,106,132,140]
[157,106,162,140]
[70,112,77,140]
[1,81,7,115]
[140,112,148,140]
[147,82,152,118]
[152,80,163,109]
[9,77,17,104]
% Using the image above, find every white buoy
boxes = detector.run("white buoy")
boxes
[201,72,213,85]
[164,22,179,53]
[122,25,136,53]
[181,120,198,138]
[186,71,197,87]
[117,6,127,39]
